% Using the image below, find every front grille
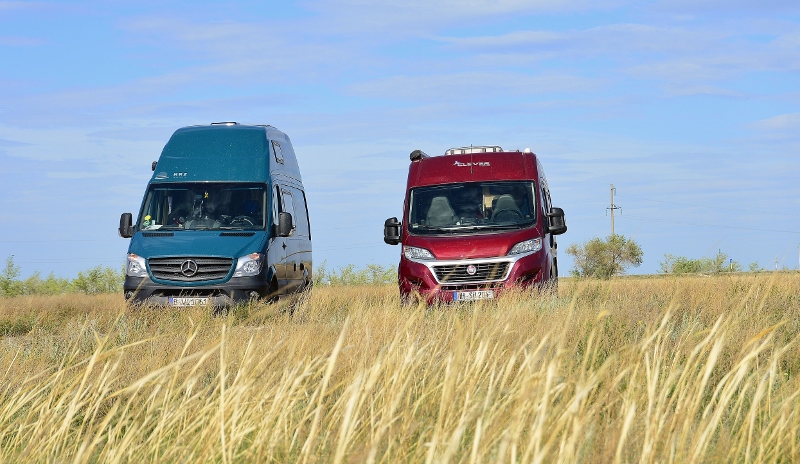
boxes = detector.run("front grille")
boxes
[433,262,509,283]
[148,257,233,282]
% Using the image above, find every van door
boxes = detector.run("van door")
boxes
[278,187,305,292]
[270,184,289,291]
[541,185,556,277]
[287,186,312,288]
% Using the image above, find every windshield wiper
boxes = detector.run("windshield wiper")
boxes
[469,224,525,230]
[413,225,459,233]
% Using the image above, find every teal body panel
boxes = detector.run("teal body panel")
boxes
[128,231,267,285]
[149,124,303,184]
[152,126,269,183]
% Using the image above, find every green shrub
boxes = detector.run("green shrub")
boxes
[659,250,741,275]
[0,256,23,297]
[0,256,124,296]
[72,265,124,294]
[566,235,643,279]
[313,261,397,286]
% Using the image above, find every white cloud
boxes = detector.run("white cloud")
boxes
[307,0,628,24]
[755,112,800,129]
[348,71,600,102]
[652,0,800,14]
[0,36,43,46]
[659,84,745,97]
[0,137,27,147]
[0,1,47,11]
[120,16,355,75]
[436,20,800,96]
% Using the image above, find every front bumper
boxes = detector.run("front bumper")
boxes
[124,275,273,308]
[399,251,547,303]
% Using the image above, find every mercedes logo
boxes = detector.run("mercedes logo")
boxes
[466,264,477,276]
[180,259,198,277]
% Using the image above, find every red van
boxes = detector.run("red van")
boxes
[383,146,567,303]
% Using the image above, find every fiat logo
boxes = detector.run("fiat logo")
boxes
[180,259,198,277]
[466,264,477,275]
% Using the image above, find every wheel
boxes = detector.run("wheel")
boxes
[266,277,280,304]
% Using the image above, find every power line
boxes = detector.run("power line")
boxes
[623,214,800,235]
[616,193,787,216]
[0,239,110,243]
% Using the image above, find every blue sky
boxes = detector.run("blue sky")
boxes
[1,0,799,278]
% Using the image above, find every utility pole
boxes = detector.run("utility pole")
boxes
[606,184,621,236]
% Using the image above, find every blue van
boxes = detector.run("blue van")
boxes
[118,122,312,307]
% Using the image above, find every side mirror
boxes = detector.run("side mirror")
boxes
[277,211,293,237]
[547,207,567,235]
[384,217,401,245]
[119,213,134,238]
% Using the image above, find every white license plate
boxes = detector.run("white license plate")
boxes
[453,290,495,301]
[169,297,209,307]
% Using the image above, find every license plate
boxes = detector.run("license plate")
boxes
[169,297,209,307]
[453,290,495,301]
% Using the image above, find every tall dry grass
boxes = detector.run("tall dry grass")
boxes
[1,273,799,462]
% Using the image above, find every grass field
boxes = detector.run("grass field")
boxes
[1,273,799,462]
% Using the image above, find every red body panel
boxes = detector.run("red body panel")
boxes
[408,152,535,186]
[396,151,559,303]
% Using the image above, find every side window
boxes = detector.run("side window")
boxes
[272,185,281,226]
[290,188,310,238]
[541,187,552,213]
[281,188,296,235]
[541,186,551,227]
[271,140,284,164]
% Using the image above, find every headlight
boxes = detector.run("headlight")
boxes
[508,238,542,255]
[126,253,148,277]
[233,253,264,277]
[403,245,434,261]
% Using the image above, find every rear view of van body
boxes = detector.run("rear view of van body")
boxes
[118,123,312,308]
[384,146,566,303]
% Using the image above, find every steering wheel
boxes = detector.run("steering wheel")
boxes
[493,210,523,223]
[168,209,190,225]
[231,215,255,226]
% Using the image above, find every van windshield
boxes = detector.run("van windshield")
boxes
[138,183,268,231]
[408,181,536,235]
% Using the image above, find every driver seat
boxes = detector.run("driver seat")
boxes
[426,196,457,227]
[242,199,262,225]
[491,194,521,221]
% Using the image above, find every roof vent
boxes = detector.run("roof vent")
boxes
[444,145,503,156]
[523,148,532,153]
[210,121,239,126]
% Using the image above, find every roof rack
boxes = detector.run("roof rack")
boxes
[444,145,503,156]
